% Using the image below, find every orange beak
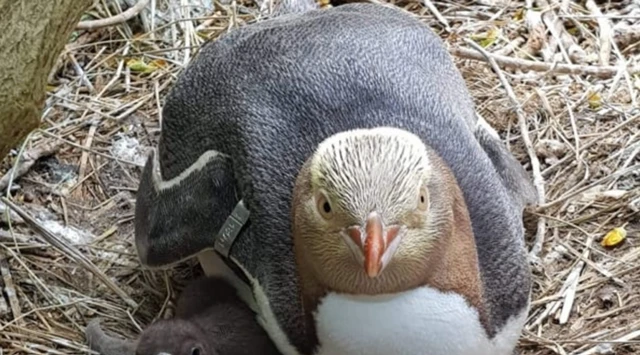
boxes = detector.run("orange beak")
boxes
[345,212,402,278]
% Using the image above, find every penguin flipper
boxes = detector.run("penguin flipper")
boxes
[474,118,538,210]
[134,148,239,267]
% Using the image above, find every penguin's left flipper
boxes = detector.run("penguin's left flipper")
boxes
[474,117,538,210]
[134,149,239,268]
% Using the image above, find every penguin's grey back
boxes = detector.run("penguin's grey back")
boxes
[157,3,530,353]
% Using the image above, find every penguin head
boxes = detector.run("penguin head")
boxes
[135,319,216,355]
[293,127,453,293]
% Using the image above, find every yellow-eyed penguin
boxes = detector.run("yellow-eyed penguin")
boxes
[133,2,538,355]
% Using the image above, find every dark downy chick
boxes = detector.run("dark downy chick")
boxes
[86,277,281,355]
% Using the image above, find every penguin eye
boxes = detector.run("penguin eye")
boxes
[315,191,334,220]
[190,346,202,355]
[417,187,428,212]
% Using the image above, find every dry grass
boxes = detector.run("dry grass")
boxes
[0,0,639,354]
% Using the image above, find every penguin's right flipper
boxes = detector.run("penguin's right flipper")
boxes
[134,149,240,268]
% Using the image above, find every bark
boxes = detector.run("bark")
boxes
[0,0,93,159]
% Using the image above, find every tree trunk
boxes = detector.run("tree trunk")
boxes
[0,0,93,159]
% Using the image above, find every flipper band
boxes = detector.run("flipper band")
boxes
[214,200,250,258]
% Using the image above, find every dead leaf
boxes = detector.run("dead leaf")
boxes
[588,91,602,110]
[513,8,525,21]
[601,227,627,248]
[471,28,500,48]
[127,59,159,74]
[149,59,167,69]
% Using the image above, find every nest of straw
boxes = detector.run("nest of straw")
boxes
[0,0,638,354]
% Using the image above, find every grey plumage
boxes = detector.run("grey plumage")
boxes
[86,319,137,355]
[134,3,535,354]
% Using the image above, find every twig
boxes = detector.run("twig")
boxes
[537,0,586,64]
[561,241,625,287]
[76,0,151,30]
[575,329,640,355]
[558,235,595,324]
[0,142,62,193]
[495,37,525,56]
[542,113,640,178]
[450,46,639,78]
[586,0,612,66]
[539,164,640,209]
[68,53,96,93]
[0,284,8,317]
[421,0,451,32]
[0,197,139,309]
[463,39,547,260]
[38,130,144,167]
[0,253,22,324]
[73,123,98,199]
[0,230,31,244]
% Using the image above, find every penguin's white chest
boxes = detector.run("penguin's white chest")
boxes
[312,286,527,355]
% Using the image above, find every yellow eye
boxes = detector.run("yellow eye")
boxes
[316,191,334,220]
[418,187,428,212]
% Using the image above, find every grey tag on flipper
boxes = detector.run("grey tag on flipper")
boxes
[215,200,250,259]
[134,149,240,267]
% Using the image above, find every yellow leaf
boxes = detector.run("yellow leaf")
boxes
[588,92,602,110]
[471,27,500,48]
[601,227,627,247]
[513,8,525,21]
[127,59,156,73]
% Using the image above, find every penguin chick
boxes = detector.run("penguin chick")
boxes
[86,277,281,355]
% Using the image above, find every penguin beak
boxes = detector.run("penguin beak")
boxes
[343,212,402,278]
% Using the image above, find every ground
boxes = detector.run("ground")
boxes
[0,0,638,354]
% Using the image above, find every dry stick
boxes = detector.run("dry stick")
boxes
[495,37,525,56]
[0,202,24,225]
[539,163,640,210]
[0,285,8,317]
[463,39,548,259]
[76,0,151,30]
[561,241,625,287]
[73,123,98,199]
[450,46,640,78]
[576,329,640,355]
[0,254,22,324]
[0,198,138,309]
[38,130,144,167]
[558,235,595,325]
[67,53,96,93]
[0,142,62,192]
[585,0,612,66]
[421,0,452,32]
[0,230,31,244]
[541,113,640,178]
